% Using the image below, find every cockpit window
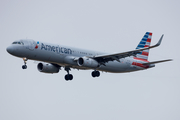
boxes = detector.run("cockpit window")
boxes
[12,42,17,44]
[12,41,24,45]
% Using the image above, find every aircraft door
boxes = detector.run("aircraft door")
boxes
[28,40,36,50]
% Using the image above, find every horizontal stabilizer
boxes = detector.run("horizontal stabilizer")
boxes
[142,59,172,65]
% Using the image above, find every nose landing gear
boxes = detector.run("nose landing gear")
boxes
[22,58,28,69]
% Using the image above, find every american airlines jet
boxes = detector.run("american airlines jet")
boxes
[6,32,172,81]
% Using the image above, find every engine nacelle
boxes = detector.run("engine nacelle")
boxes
[37,63,60,73]
[77,57,99,68]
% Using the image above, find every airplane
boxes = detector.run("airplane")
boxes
[6,32,172,81]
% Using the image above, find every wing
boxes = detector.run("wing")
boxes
[93,34,164,63]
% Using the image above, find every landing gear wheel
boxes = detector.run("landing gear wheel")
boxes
[92,71,96,77]
[69,74,73,80]
[65,75,69,81]
[96,71,100,77]
[22,65,27,69]
[65,74,73,81]
[92,71,100,77]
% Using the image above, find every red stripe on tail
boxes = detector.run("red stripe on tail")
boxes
[147,38,151,42]
[132,62,149,68]
[134,57,149,62]
[141,51,149,56]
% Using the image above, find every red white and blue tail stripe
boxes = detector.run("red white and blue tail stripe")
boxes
[135,32,152,61]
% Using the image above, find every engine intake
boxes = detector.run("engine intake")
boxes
[37,63,60,73]
[77,57,99,68]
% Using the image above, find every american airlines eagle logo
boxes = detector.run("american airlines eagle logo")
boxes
[35,41,39,49]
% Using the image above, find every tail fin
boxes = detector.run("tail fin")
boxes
[136,32,152,61]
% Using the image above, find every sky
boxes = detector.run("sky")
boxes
[0,0,180,120]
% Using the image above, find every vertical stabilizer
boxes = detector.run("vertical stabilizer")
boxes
[136,32,152,61]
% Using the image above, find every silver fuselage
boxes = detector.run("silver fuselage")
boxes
[6,39,154,73]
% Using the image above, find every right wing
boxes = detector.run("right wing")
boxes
[93,35,164,63]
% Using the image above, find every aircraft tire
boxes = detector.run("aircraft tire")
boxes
[22,65,27,69]
[96,71,100,77]
[65,75,69,81]
[69,74,73,80]
[92,71,96,77]
[92,71,100,77]
[65,74,73,81]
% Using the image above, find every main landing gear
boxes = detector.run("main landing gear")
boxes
[64,67,73,81]
[22,58,28,69]
[92,70,100,77]
[63,68,100,80]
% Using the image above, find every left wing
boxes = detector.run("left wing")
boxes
[93,34,164,63]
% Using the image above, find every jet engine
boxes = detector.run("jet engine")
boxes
[77,57,99,68]
[37,63,60,73]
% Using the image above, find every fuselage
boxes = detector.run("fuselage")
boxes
[6,39,155,73]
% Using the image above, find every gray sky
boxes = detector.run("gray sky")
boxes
[0,0,179,120]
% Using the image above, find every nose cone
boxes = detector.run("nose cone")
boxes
[6,46,14,54]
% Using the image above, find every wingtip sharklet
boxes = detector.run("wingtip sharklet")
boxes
[156,34,164,46]
[148,34,164,49]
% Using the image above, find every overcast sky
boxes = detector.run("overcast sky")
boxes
[0,0,179,120]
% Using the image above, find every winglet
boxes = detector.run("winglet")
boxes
[148,34,164,49]
[156,34,164,46]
